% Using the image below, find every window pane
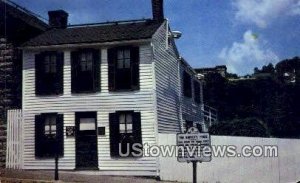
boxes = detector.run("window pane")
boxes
[117,59,123,69]
[45,125,50,134]
[126,114,132,123]
[81,53,86,61]
[124,50,130,59]
[119,114,125,124]
[80,118,96,131]
[51,125,57,135]
[117,50,123,60]
[120,124,126,133]
[87,52,93,61]
[127,124,133,133]
[86,59,93,71]
[124,58,130,69]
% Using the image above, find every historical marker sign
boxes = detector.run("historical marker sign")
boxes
[177,127,212,163]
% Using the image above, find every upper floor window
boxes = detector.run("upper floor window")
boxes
[193,80,201,104]
[117,49,131,69]
[108,46,139,91]
[80,52,93,71]
[183,71,192,98]
[109,111,142,158]
[35,113,64,158]
[35,51,64,95]
[44,54,57,73]
[71,49,100,93]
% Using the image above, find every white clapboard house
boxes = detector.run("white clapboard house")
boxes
[17,0,204,176]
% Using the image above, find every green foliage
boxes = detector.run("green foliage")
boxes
[204,57,300,138]
[210,117,270,137]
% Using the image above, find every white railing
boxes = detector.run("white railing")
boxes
[202,104,218,127]
[6,109,23,169]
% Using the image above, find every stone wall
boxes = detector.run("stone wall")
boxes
[0,122,6,168]
[0,37,21,168]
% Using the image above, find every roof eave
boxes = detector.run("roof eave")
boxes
[20,38,152,50]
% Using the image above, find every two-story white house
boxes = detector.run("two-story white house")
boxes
[20,0,204,176]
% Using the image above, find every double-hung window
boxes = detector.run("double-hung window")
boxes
[35,113,64,158]
[109,111,142,158]
[108,46,139,91]
[35,51,64,95]
[71,49,100,93]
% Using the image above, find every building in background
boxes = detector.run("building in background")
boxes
[195,65,227,79]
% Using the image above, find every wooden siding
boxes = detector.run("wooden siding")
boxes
[22,44,158,176]
[180,63,204,131]
[152,22,182,133]
[152,21,203,133]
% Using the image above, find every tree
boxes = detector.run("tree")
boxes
[210,117,270,137]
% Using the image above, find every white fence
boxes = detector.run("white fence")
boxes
[159,134,300,183]
[6,109,23,169]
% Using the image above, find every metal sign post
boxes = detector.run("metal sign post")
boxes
[192,161,197,183]
[55,153,59,181]
[54,139,59,181]
[177,127,212,183]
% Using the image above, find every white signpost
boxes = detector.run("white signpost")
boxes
[177,127,212,183]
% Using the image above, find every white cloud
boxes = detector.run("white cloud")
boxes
[233,0,300,28]
[219,30,279,75]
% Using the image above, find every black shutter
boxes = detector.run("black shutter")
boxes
[56,52,64,95]
[93,49,101,92]
[35,53,44,95]
[56,114,64,157]
[71,51,79,93]
[132,112,142,156]
[131,47,140,90]
[35,114,45,157]
[108,48,117,91]
[109,112,119,157]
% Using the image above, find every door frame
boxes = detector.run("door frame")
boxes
[75,111,99,170]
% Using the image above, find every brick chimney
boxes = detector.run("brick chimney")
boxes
[48,10,68,29]
[152,0,164,22]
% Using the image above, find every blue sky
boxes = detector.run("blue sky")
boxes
[13,0,300,75]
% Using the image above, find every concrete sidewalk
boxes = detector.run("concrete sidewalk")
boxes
[0,169,174,183]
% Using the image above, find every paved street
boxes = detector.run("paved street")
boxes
[0,169,174,183]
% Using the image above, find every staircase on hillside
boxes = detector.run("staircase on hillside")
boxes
[202,105,218,128]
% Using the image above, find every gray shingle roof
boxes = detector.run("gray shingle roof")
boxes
[23,20,163,47]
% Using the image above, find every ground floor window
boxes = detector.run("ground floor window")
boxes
[109,111,142,158]
[35,113,64,158]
